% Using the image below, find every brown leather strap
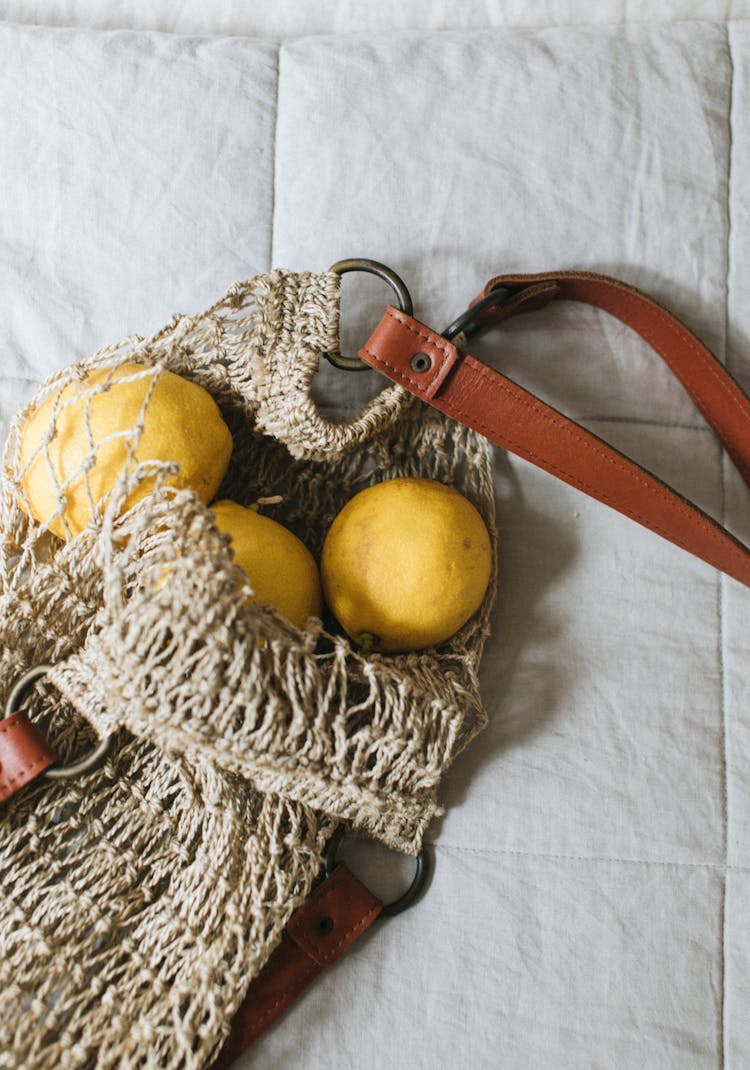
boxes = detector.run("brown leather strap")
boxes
[357,272,750,586]
[0,710,58,803]
[480,271,750,489]
[211,864,382,1068]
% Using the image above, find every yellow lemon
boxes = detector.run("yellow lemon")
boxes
[19,362,233,538]
[211,499,322,630]
[321,477,492,653]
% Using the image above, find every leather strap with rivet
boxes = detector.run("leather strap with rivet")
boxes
[0,710,58,803]
[210,864,383,1069]
[358,270,750,587]
[0,665,113,805]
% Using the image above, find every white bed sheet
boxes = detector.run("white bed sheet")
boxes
[0,14,748,1070]
[0,0,750,36]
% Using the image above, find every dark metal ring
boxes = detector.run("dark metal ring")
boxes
[442,286,511,342]
[324,258,413,371]
[5,665,113,780]
[325,828,432,918]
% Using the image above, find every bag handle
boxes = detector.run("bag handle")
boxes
[357,270,750,586]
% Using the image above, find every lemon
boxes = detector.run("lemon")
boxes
[19,362,233,538]
[321,477,492,653]
[211,499,322,630]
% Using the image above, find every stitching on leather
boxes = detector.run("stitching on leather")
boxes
[364,311,750,573]
[592,292,750,483]
[312,902,382,965]
[0,715,53,793]
[291,881,381,964]
[385,308,454,359]
[462,361,731,547]
[0,712,25,734]
[361,309,454,391]
[453,357,750,572]
[249,959,320,1031]
[246,896,380,1035]
[0,753,53,793]
[361,347,427,391]
[368,344,748,570]
[365,346,451,396]
[486,275,750,483]
[463,356,656,490]
[606,293,746,419]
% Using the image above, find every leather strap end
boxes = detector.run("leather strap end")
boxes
[359,306,460,399]
[210,865,382,1069]
[475,279,561,328]
[0,710,58,802]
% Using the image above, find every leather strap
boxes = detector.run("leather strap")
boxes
[0,710,58,803]
[480,271,750,488]
[357,271,750,586]
[211,864,382,1068]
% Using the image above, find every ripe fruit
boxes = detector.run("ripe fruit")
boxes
[321,477,492,653]
[18,362,233,538]
[211,499,322,630]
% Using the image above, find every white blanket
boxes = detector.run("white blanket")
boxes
[0,15,748,1069]
[2,0,750,35]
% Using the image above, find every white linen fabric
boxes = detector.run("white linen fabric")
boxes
[0,0,749,36]
[0,15,748,1070]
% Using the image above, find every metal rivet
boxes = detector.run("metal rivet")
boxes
[410,352,433,373]
[315,915,335,935]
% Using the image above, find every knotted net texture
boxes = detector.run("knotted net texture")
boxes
[0,271,497,1069]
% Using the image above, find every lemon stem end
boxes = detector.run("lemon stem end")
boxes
[357,632,380,656]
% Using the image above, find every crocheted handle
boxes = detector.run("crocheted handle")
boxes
[357,271,750,586]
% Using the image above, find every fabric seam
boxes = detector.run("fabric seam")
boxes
[719,21,734,1070]
[268,42,281,269]
[430,842,750,872]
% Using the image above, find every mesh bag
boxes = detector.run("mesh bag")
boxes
[0,270,497,1069]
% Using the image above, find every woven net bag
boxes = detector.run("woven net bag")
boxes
[0,270,497,1069]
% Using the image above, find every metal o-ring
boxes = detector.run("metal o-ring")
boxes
[379,845,432,918]
[5,665,113,780]
[442,285,511,342]
[324,259,413,372]
[324,828,432,918]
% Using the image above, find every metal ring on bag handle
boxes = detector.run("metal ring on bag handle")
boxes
[5,665,113,780]
[323,259,413,371]
[324,827,432,918]
[442,286,512,342]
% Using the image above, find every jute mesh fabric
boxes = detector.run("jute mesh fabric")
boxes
[0,271,497,1069]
